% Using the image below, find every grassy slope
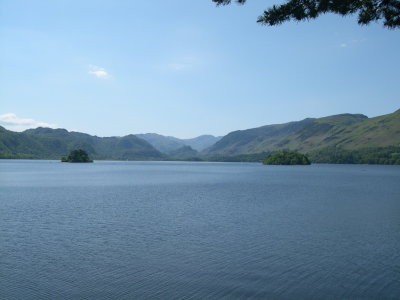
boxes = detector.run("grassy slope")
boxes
[327,109,400,149]
[202,110,400,157]
[202,118,316,156]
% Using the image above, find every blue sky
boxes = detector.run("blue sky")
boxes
[1,0,399,138]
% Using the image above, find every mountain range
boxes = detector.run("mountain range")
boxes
[0,127,164,160]
[0,109,399,163]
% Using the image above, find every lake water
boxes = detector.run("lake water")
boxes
[1,160,400,299]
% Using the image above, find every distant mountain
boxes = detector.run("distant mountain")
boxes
[136,133,184,153]
[202,110,400,159]
[181,135,222,151]
[136,133,221,153]
[0,127,164,160]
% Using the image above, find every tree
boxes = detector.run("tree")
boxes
[212,0,400,28]
[263,151,311,165]
[61,149,93,163]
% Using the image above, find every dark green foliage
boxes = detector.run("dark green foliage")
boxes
[213,0,400,28]
[308,146,400,164]
[208,152,272,162]
[206,147,400,164]
[263,151,311,165]
[61,149,93,163]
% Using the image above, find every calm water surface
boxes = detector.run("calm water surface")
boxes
[1,160,400,299]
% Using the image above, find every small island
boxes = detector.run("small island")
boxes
[263,151,311,165]
[61,149,93,163]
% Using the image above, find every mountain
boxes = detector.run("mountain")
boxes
[136,133,221,153]
[202,110,400,159]
[0,127,164,160]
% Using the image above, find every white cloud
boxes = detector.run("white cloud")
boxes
[88,65,109,79]
[0,113,57,132]
[339,38,366,48]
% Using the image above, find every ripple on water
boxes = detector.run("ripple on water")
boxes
[0,161,400,299]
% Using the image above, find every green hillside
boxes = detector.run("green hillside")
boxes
[202,118,316,156]
[202,110,400,163]
[323,109,400,149]
[167,146,198,159]
[0,127,164,160]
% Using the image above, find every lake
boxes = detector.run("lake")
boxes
[1,160,399,299]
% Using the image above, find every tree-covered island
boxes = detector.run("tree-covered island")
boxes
[61,149,93,163]
[263,151,311,165]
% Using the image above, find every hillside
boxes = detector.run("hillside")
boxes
[202,110,400,158]
[322,109,400,149]
[167,146,198,160]
[0,127,164,160]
